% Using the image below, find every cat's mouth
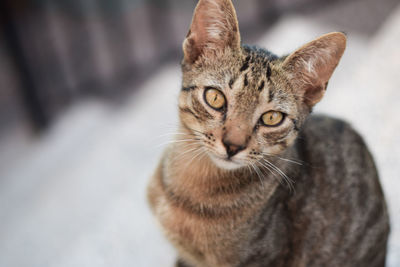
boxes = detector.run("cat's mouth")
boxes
[208,153,246,170]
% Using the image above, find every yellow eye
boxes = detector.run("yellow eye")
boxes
[261,111,284,126]
[204,88,226,110]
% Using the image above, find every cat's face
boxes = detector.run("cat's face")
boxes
[178,0,346,170]
[179,48,305,170]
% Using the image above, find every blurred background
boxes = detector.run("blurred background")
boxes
[0,0,399,266]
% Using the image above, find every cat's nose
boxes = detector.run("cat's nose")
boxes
[223,140,245,158]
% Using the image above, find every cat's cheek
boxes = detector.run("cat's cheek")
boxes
[262,133,297,155]
[262,145,284,155]
[179,112,199,129]
[286,133,298,147]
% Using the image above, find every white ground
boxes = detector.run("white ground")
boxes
[0,5,399,267]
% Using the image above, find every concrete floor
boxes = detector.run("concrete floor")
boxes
[0,2,399,267]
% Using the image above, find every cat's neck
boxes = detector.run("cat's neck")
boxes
[164,139,243,196]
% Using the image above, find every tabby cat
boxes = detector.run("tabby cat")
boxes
[147,0,390,266]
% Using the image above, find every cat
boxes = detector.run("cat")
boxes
[147,0,390,266]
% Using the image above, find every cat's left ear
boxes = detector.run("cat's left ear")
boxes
[282,32,346,108]
[183,0,241,64]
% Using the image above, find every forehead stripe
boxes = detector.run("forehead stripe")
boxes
[244,73,249,87]
[240,55,251,72]
[268,88,274,103]
[229,78,234,89]
[266,63,272,81]
[258,81,265,92]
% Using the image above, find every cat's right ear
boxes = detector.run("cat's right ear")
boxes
[183,0,241,64]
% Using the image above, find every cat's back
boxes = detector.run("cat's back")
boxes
[299,115,378,179]
[301,114,368,153]
[288,114,390,266]
[299,114,387,214]
[300,114,382,186]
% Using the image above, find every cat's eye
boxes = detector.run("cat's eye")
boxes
[261,111,284,126]
[204,88,226,110]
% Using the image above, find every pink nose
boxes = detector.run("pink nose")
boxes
[222,139,245,158]
[222,121,250,157]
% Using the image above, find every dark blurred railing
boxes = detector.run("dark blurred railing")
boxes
[0,0,333,132]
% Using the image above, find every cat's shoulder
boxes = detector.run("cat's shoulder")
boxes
[300,114,368,152]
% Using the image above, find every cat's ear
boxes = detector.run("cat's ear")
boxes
[183,0,241,64]
[282,32,346,108]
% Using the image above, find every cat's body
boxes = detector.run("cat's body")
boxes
[147,0,389,266]
[149,115,388,267]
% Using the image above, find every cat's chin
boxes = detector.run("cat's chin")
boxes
[208,154,245,171]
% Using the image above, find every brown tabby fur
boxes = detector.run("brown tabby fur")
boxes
[147,0,390,266]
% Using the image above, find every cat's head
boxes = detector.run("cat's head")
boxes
[178,0,346,170]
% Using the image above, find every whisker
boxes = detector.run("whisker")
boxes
[173,146,202,167]
[171,144,203,162]
[246,165,253,176]
[275,157,303,166]
[181,125,206,136]
[155,138,200,148]
[249,161,264,188]
[261,152,305,166]
[262,159,293,183]
[156,132,195,138]
[257,160,285,188]
[261,158,295,193]
[182,148,207,173]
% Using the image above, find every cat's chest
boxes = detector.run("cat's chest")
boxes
[155,193,258,266]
